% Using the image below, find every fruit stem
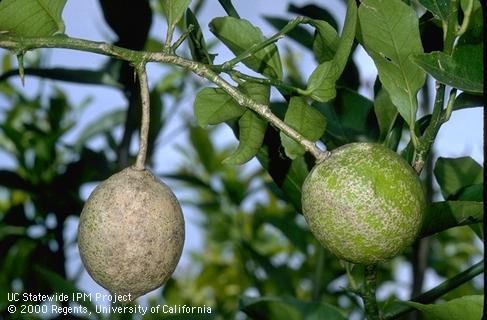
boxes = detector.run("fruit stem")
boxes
[362,264,380,320]
[135,63,150,170]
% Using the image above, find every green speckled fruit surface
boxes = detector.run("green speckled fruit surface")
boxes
[78,167,184,300]
[301,143,425,265]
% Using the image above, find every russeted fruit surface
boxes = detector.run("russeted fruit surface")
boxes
[302,143,425,265]
[78,166,184,300]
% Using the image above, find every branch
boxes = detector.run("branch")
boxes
[362,265,380,320]
[227,69,306,95]
[134,63,150,170]
[0,34,327,160]
[412,86,457,173]
[171,24,194,52]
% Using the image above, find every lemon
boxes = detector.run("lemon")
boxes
[302,143,425,265]
[78,167,184,299]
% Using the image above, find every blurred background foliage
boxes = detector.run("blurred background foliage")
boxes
[0,0,483,319]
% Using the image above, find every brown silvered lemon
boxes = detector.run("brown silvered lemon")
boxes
[301,143,425,265]
[78,166,184,299]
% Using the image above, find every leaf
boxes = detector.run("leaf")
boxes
[453,92,484,111]
[306,0,357,102]
[240,296,347,320]
[359,0,426,128]
[374,88,398,142]
[186,9,214,65]
[223,110,267,165]
[315,88,378,148]
[280,96,326,159]
[223,83,269,164]
[455,184,483,201]
[420,201,483,237]
[193,87,244,127]
[160,0,192,30]
[306,62,340,102]
[417,0,451,20]
[309,20,339,63]
[163,173,215,192]
[210,17,283,79]
[278,156,309,210]
[434,157,483,199]
[189,126,217,173]
[147,90,165,158]
[75,109,126,150]
[405,295,483,320]
[255,118,309,211]
[0,225,26,241]
[288,4,338,30]
[0,67,122,88]
[333,0,357,72]
[411,44,484,94]
[217,0,240,18]
[458,2,483,45]
[0,0,66,36]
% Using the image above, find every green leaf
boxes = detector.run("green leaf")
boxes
[306,0,357,102]
[75,109,126,150]
[417,0,451,20]
[240,296,347,320]
[411,44,484,94]
[147,90,165,158]
[309,20,339,63]
[0,225,26,241]
[458,2,483,45]
[160,0,192,30]
[217,0,240,19]
[193,87,244,127]
[333,0,357,72]
[456,183,483,201]
[0,0,66,36]
[359,0,426,128]
[210,17,283,79]
[316,88,378,147]
[405,295,483,320]
[280,96,326,159]
[420,201,483,237]
[306,62,340,102]
[434,157,483,199]
[223,82,270,164]
[288,4,338,29]
[453,92,484,110]
[279,157,309,210]
[186,9,214,65]
[163,172,214,192]
[223,110,267,165]
[0,67,122,88]
[374,89,398,142]
[189,126,217,173]
[223,83,269,165]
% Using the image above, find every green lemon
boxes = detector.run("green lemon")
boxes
[78,167,185,300]
[301,143,425,265]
